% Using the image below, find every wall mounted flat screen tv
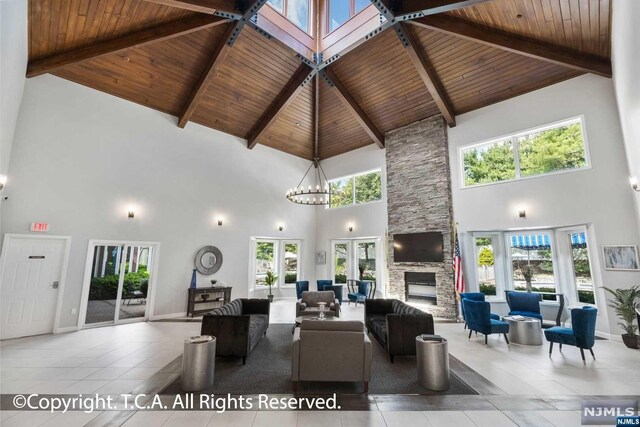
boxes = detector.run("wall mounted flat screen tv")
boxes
[393,232,444,262]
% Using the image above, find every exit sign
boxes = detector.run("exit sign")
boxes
[30,223,49,232]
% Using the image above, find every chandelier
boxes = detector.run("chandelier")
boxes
[286,157,331,205]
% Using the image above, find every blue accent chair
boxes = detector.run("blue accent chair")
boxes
[506,291,543,321]
[295,281,309,300]
[462,299,510,346]
[459,292,500,329]
[317,280,343,304]
[347,281,372,306]
[544,306,597,363]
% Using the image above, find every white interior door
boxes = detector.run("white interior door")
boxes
[0,236,68,339]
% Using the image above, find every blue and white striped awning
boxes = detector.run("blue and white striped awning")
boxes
[570,232,587,248]
[510,234,551,250]
[510,232,587,250]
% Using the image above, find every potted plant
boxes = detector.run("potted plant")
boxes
[264,271,278,303]
[520,265,534,293]
[602,285,640,349]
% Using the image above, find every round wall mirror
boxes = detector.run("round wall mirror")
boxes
[194,246,223,275]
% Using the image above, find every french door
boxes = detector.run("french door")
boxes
[331,238,382,289]
[79,241,158,328]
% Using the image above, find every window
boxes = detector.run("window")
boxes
[328,0,371,32]
[252,239,301,289]
[267,0,310,32]
[508,233,557,300]
[333,242,349,284]
[461,118,589,187]
[329,169,382,208]
[254,240,277,287]
[567,232,595,304]
[357,241,377,283]
[474,237,497,296]
[284,242,299,284]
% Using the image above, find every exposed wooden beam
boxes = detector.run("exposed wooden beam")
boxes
[409,15,612,77]
[27,15,230,78]
[178,24,236,128]
[322,68,385,149]
[397,0,495,18]
[395,23,455,127]
[247,65,316,149]
[143,0,239,15]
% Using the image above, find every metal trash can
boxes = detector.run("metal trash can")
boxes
[181,335,216,392]
[416,335,450,391]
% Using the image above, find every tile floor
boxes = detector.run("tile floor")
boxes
[1,298,638,426]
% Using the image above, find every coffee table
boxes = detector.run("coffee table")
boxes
[502,315,542,345]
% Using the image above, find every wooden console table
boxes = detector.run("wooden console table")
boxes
[187,286,232,317]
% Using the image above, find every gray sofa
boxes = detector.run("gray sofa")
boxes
[296,290,341,318]
[292,320,372,392]
[201,298,270,364]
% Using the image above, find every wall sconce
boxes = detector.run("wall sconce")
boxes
[278,224,284,231]
[128,210,135,219]
[518,209,526,218]
[348,224,354,232]
[217,218,223,226]
[630,176,639,192]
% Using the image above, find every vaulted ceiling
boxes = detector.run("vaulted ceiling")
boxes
[27,0,612,160]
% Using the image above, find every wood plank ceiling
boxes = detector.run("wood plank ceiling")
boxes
[27,0,612,160]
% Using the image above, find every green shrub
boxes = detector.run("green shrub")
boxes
[578,290,595,304]
[284,273,297,283]
[334,274,347,283]
[89,270,150,300]
[479,283,496,295]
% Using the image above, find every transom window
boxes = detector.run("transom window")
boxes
[460,117,589,188]
[267,0,311,33]
[328,169,382,208]
[328,0,371,32]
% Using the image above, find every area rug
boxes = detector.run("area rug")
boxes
[160,324,477,395]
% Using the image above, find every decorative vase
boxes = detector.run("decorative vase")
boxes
[621,334,639,349]
[190,269,197,289]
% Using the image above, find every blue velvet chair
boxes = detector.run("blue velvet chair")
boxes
[506,291,543,321]
[347,280,372,306]
[462,299,510,346]
[459,292,499,329]
[544,306,597,363]
[317,280,343,304]
[295,281,309,300]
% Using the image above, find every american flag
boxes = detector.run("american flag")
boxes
[453,230,465,293]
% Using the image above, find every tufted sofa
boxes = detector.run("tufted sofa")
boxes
[296,291,340,318]
[364,299,434,362]
[201,298,270,364]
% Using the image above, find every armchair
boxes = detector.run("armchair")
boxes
[459,292,499,329]
[295,281,309,300]
[296,291,341,317]
[347,280,373,306]
[544,306,597,363]
[317,279,344,303]
[506,291,543,321]
[462,299,510,347]
[292,320,372,392]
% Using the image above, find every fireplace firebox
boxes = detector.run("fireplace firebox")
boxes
[405,272,437,304]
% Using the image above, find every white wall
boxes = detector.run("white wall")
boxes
[449,74,640,335]
[611,0,640,228]
[1,75,316,328]
[314,146,388,283]
[0,0,28,210]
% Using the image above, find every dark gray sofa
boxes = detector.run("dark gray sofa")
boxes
[364,299,434,362]
[201,298,270,364]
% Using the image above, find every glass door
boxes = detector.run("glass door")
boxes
[117,245,153,323]
[332,241,351,285]
[83,242,155,327]
[356,240,377,284]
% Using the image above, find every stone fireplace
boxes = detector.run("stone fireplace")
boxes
[385,116,457,320]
